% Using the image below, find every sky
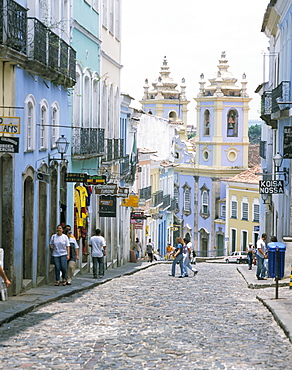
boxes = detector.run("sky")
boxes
[120,0,270,125]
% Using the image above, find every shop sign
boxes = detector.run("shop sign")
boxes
[65,173,106,184]
[36,172,50,183]
[117,187,129,198]
[133,219,143,229]
[95,183,118,195]
[99,195,116,217]
[0,137,19,153]
[284,126,292,158]
[259,180,284,194]
[0,116,20,134]
[130,211,146,220]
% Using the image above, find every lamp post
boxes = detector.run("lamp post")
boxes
[48,135,70,165]
[273,152,289,184]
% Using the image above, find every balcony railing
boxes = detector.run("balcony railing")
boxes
[152,190,163,208]
[0,0,27,53]
[272,81,290,113]
[139,186,151,200]
[160,194,170,210]
[261,91,272,116]
[0,1,76,87]
[169,198,178,212]
[120,155,129,175]
[102,138,124,164]
[72,127,105,157]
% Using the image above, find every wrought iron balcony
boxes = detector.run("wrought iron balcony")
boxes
[102,138,124,164]
[0,0,76,86]
[72,127,105,158]
[139,186,152,200]
[261,91,272,116]
[151,190,163,208]
[120,155,129,175]
[169,198,178,212]
[0,0,27,57]
[272,81,290,113]
[160,194,171,210]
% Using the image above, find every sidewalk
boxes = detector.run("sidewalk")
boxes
[237,264,292,343]
[0,260,154,327]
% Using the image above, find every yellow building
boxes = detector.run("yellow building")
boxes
[223,165,260,254]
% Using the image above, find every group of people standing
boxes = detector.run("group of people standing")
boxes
[246,233,278,280]
[50,224,80,286]
[169,237,198,278]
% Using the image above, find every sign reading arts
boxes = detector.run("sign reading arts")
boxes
[259,180,284,194]
[0,117,20,134]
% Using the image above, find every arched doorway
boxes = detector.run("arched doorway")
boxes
[23,173,34,280]
[0,154,14,287]
[50,168,58,236]
[37,165,48,279]
[199,228,209,257]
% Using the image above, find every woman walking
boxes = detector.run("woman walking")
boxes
[169,237,186,277]
[50,225,70,286]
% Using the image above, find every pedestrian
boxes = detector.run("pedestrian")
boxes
[183,238,198,276]
[89,229,106,278]
[49,225,70,286]
[246,242,254,270]
[256,233,267,280]
[166,243,174,260]
[169,237,186,278]
[146,239,154,262]
[0,262,11,288]
[133,237,142,261]
[64,229,79,285]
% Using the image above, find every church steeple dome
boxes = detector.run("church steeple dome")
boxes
[140,57,190,125]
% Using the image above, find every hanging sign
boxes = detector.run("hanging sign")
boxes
[99,195,116,217]
[284,126,292,158]
[0,137,19,153]
[0,116,20,134]
[95,183,118,195]
[259,180,284,194]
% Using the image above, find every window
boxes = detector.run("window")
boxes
[25,95,36,151]
[109,0,114,33]
[204,109,210,136]
[227,109,238,137]
[231,229,236,252]
[242,198,248,221]
[253,202,260,222]
[183,183,191,215]
[169,111,177,122]
[39,101,48,150]
[115,0,121,40]
[200,185,210,219]
[102,0,107,28]
[51,103,59,148]
[260,141,267,159]
[202,191,208,214]
[231,200,237,218]
[221,204,226,219]
[241,231,247,251]
[174,184,179,213]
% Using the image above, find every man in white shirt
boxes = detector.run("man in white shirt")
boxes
[89,229,106,278]
[256,233,267,280]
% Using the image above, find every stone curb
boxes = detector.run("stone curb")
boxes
[257,295,292,344]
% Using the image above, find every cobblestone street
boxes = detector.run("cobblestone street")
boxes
[0,263,292,369]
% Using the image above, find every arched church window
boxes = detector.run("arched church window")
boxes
[169,111,177,122]
[204,109,210,136]
[200,185,210,220]
[227,109,238,137]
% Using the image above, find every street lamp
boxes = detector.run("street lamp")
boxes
[48,135,70,165]
[273,152,289,184]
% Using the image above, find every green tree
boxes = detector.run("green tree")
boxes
[248,124,261,144]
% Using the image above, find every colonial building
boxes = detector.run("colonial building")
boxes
[193,52,251,256]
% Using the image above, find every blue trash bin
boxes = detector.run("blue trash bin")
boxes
[267,242,286,278]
